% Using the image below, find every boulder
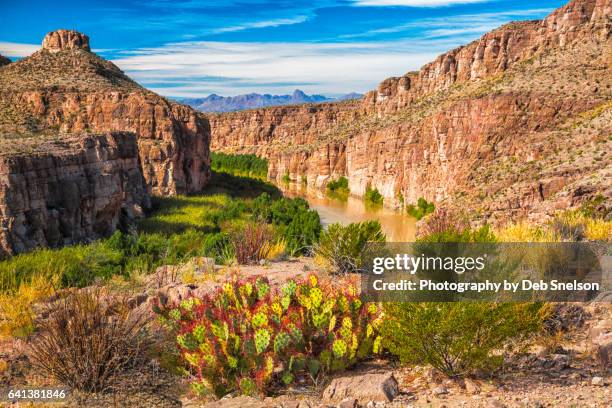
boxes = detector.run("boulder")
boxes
[322,372,399,405]
[594,333,612,369]
[589,319,612,340]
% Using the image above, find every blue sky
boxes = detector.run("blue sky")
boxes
[0,0,565,97]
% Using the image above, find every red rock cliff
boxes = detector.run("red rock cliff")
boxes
[210,0,611,224]
[0,132,150,257]
[0,29,211,196]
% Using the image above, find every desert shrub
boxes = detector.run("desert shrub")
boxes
[29,289,152,392]
[153,274,383,397]
[326,177,350,197]
[314,221,385,274]
[364,185,383,205]
[382,302,545,377]
[210,152,268,179]
[260,239,287,262]
[579,194,609,219]
[495,221,559,242]
[252,194,322,255]
[394,209,545,377]
[0,274,58,338]
[406,197,435,220]
[228,222,274,264]
[550,210,611,242]
[416,208,495,243]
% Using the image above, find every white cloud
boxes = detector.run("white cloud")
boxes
[213,15,310,34]
[0,42,38,58]
[352,0,488,7]
[112,40,444,97]
[341,8,552,39]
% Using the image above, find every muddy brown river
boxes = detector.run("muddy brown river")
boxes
[279,183,416,242]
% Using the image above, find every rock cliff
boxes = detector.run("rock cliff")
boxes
[0,29,211,196]
[210,0,611,224]
[0,30,212,255]
[0,132,149,257]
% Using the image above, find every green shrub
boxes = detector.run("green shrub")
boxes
[252,194,322,255]
[327,177,350,194]
[210,152,268,179]
[406,197,435,220]
[391,208,544,377]
[364,185,383,205]
[153,274,383,397]
[281,172,291,183]
[314,221,385,274]
[382,302,545,377]
[416,208,496,243]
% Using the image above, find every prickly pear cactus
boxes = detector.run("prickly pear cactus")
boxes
[254,328,271,354]
[153,273,383,398]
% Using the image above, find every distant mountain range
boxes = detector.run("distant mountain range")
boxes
[178,89,362,112]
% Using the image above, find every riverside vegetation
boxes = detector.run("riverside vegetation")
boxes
[0,153,610,402]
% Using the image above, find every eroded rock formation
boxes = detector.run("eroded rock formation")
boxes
[0,30,212,255]
[0,132,150,257]
[210,0,611,224]
[41,29,91,53]
[0,30,211,196]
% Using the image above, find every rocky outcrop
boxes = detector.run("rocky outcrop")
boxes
[322,372,399,405]
[210,0,611,224]
[0,30,211,196]
[0,132,150,257]
[0,55,10,67]
[42,29,90,52]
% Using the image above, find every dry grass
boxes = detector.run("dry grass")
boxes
[0,274,59,338]
[495,221,560,243]
[28,289,153,393]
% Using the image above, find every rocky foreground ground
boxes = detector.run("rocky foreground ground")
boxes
[1,258,610,408]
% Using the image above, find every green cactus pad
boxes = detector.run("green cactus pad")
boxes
[254,328,271,354]
[332,339,348,357]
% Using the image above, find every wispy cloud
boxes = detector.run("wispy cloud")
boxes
[341,8,551,39]
[0,42,38,58]
[111,40,447,97]
[213,15,310,34]
[351,0,488,7]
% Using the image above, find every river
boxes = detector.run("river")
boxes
[279,183,416,241]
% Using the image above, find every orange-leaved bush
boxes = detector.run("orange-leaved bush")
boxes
[153,274,383,397]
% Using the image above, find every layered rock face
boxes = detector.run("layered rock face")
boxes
[211,0,611,224]
[0,30,211,196]
[0,30,212,255]
[0,132,150,257]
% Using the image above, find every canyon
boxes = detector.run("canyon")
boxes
[210,0,612,225]
[0,30,211,255]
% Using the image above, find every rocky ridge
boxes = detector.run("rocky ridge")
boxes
[180,89,362,113]
[210,0,612,224]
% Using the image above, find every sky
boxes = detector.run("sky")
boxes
[0,0,565,97]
